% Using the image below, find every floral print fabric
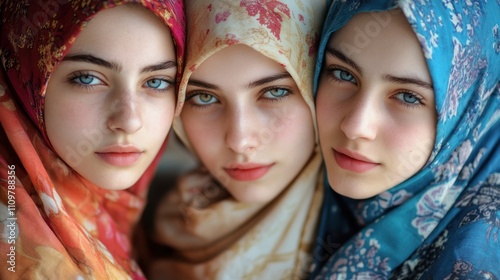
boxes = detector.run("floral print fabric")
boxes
[311,0,500,279]
[143,0,327,279]
[0,1,185,279]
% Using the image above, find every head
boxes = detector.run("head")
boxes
[1,1,185,191]
[175,0,325,203]
[44,4,177,190]
[316,9,437,199]
[181,44,315,203]
[310,1,500,278]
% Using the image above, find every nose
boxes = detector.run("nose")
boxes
[107,89,143,134]
[340,93,378,141]
[225,106,260,154]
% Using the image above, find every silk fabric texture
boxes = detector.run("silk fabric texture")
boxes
[0,1,185,279]
[146,0,326,279]
[311,0,500,279]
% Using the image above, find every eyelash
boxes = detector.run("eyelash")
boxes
[325,65,357,85]
[145,78,175,94]
[185,86,293,109]
[185,91,218,109]
[391,90,425,108]
[260,86,292,102]
[324,65,427,109]
[67,71,103,90]
[66,72,174,94]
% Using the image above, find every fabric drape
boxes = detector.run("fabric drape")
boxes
[0,1,185,279]
[311,0,500,279]
[142,0,326,279]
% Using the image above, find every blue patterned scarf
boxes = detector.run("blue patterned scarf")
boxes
[311,0,500,278]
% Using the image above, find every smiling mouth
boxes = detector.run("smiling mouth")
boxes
[333,149,379,173]
[224,164,274,181]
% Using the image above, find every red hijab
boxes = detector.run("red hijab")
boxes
[0,1,185,279]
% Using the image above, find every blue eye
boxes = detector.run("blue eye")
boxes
[332,69,356,83]
[393,92,424,107]
[190,93,218,105]
[67,71,104,89]
[146,78,170,90]
[325,65,358,85]
[262,88,290,99]
[72,74,101,85]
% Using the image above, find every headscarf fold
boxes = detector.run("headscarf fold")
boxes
[141,0,326,279]
[0,1,185,279]
[311,0,500,278]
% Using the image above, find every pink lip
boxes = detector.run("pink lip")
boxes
[96,145,143,167]
[224,163,274,181]
[333,148,380,173]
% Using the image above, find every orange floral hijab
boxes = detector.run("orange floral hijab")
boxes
[0,1,184,279]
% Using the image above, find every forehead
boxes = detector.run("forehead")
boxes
[329,10,431,81]
[67,5,173,56]
[190,44,287,87]
[331,10,410,46]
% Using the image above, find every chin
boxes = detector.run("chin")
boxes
[227,189,268,204]
[228,184,282,204]
[91,176,140,191]
[329,184,378,200]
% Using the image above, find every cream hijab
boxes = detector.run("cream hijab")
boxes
[149,1,326,279]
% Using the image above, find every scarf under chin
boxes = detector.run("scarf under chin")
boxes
[0,83,147,279]
[139,0,326,278]
[311,0,500,278]
[148,149,323,279]
[0,1,185,278]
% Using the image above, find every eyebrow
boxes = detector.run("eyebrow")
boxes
[325,47,362,75]
[63,54,121,71]
[188,79,219,90]
[188,72,292,90]
[326,47,433,90]
[63,54,176,73]
[141,61,177,73]
[246,72,292,88]
[383,74,433,89]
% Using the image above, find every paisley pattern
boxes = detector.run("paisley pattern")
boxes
[311,0,500,278]
[0,1,185,279]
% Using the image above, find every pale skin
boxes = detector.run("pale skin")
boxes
[45,4,177,190]
[181,44,315,203]
[316,10,437,199]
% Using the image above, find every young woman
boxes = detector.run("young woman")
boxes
[138,0,326,278]
[0,1,184,279]
[311,0,499,278]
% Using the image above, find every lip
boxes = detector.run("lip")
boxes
[96,145,143,167]
[224,163,274,181]
[333,148,380,173]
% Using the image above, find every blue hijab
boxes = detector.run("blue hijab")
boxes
[311,0,500,278]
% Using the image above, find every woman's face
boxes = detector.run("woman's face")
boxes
[45,5,177,190]
[316,10,437,199]
[181,44,315,203]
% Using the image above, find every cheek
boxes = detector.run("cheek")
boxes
[46,101,95,145]
[147,101,175,136]
[182,115,222,162]
[316,90,342,140]
[385,122,435,169]
[272,105,315,149]
[45,105,101,170]
[264,108,297,139]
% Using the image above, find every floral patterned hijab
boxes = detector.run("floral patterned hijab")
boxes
[0,0,184,279]
[311,0,500,278]
[142,0,326,279]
